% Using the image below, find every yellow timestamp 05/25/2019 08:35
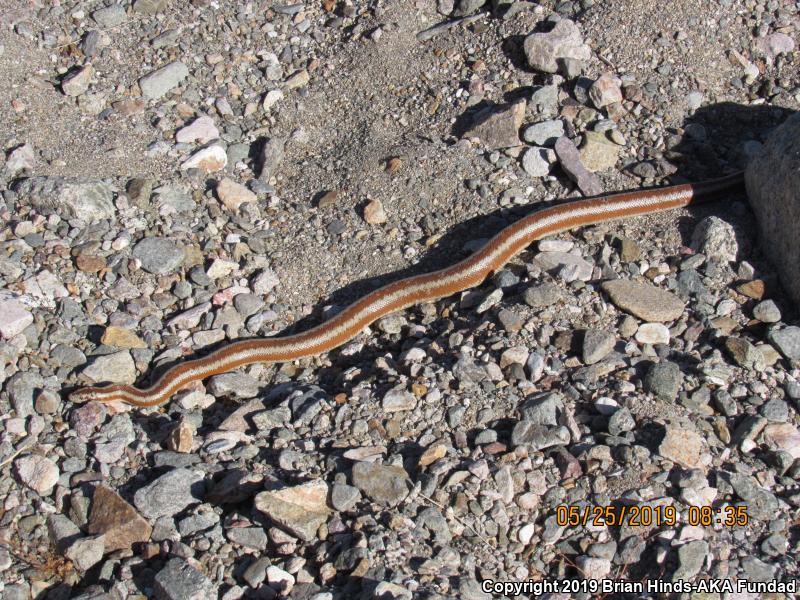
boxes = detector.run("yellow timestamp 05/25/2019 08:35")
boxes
[555,504,750,528]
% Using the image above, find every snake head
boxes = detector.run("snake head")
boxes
[69,384,119,404]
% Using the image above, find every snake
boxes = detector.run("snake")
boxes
[69,172,745,407]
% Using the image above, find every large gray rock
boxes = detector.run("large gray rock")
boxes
[745,113,800,308]
[12,177,115,222]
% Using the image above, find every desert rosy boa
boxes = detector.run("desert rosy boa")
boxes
[70,173,745,407]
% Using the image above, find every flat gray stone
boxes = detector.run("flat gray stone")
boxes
[522,119,564,146]
[139,61,189,100]
[133,468,205,519]
[350,462,412,507]
[254,479,331,542]
[523,282,562,308]
[521,146,555,177]
[132,237,185,274]
[92,4,126,27]
[602,280,685,322]
[12,176,114,222]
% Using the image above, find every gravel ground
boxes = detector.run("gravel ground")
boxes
[0,0,799,599]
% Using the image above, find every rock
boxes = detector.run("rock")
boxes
[7,372,41,418]
[15,455,59,494]
[262,88,283,111]
[634,323,670,345]
[266,565,295,593]
[226,527,268,551]
[752,299,781,323]
[465,100,525,149]
[132,237,185,274]
[0,299,33,339]
[523,282,562,308]
[254,479,331,541]
[4,143,35,176]
[363,199,387,224]
[350,462,412,507]
[690,216,738,262]
[139,61,189,99]
[602,280,684,322]
[644,361,683,401]
[753,32,795,62]
[133,468,205,519]
[582,329,615,364]
[519,392,562,426]
[330,483,361,511]
[12,176,114,222]
[529,84,559,118]
[418,443,447,467]
[745,113,800,306]
[61,64,93,96]
[554,136,603,196]
[672,540,708,581]
[659,428,707,469]
[533,251,593,281]
[87,484,153,552]
[522,146,555,177]
[180,145,227,173]
[724,337,765,371]
[523,19,591,74]
[47,514,81,552]
[452,0,486,16]
[101,326,147,349]
[576,556,612,580]
[374,582,412,600]
[382,388,417,412]
[69,402,107,439]
[65,535,105,572]
[153,558,215,600]
[511,422,570,450]
[285,68,309,89]
[133,0,168,13]
[579,131,619,172]
[608,407,635,435]
[522,120,564,146]
[175,115,219,144]
[257,137,285,182]
[93,4,126,27]
[762,423,800,459]
[588,73,622,108]
[216,178,256,211]
[767,326,800,361]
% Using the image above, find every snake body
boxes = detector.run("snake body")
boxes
[70,173,745,407]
